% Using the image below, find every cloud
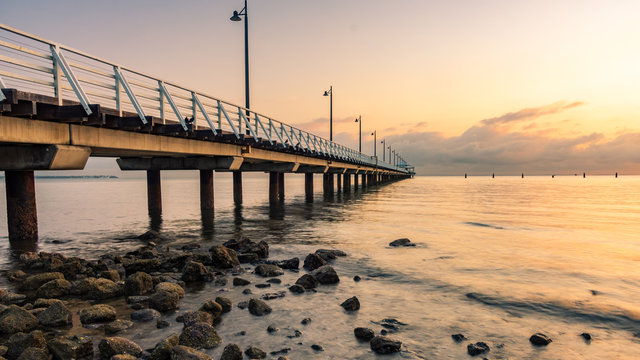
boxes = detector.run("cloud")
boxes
[481,101,584,126]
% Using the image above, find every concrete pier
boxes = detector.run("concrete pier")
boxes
[305,173,313,201]
[336,173,342,193]
[233,171,242,205]
[354,172,359,190]
[199,170,214,212]
[5,171,38,246]
[278,172,285,200]
[323,173,334,197]
[147,170,162,216]
[343,173,350,192]
[362,173,367,188]
[269,172,279,202]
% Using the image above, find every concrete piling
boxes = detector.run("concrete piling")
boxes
[5,170,38,247]
[343,173,350,192]
[336,173,342,193]
[354,173,359,190]
[233,171,243,204]
[278,172,285,200]
[305,173,314,201]
[199,170,214,212]
[146,170,162,216]
[269,172,279,202]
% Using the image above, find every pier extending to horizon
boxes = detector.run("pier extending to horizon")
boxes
[0,23,414,247]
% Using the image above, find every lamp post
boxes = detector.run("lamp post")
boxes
[393,150,396,166]
[388,146,391,163]
[230,1,249,112]
[354,115,361,152]
[323,86,333,141]
[370,130,377,159]
[380,139,386,162]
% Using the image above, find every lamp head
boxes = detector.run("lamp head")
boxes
[323,91,329,96]
[230,11,242,21]
[354,118,358,122]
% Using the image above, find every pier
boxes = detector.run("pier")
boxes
[0,23,414,248]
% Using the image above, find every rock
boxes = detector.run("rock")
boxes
[35,279,71,298]
[232,277,250,286]
[125,259,161,275]
[137,230,163,241]
[467,342,490,356]
[105,319,134,334]
[311,265,340,284]
[266,278,281,284]
[70,277,96,296]
[315,249,347,259]
[170,345,213,360]
[288,284,305,293]
[6,330,47,359]
[261,291,286,300]
[0,292,26,305]
[16,347,49,360]
[0,306,38,334]
[98,337,142,358]
[99,270,121,282]
[110,354,137,360]
[209,245,240,269]
[451,333,467,342]
[214,297,232,313]
[155,282,185,298]
[47,335,93,360]
[311,344,324,351]
[21,272,65,291]
[157,319,170,329]
[198,300,223,319]
[301,317,312,325]
[529,333,552,346]
[242,289,252,295]
[220,344,242,360]
[124,272,153,296]
[248,299,272,316]
[303,254,327,271]
[149,290,181,312]
[341,296,360,311]
[370,336,402,354]
[0,345,6,356]
[33,298,64,308]
[580,332,592,341]
[182,261,213,282]
[150,333,179,360]
[353,275,361,282]
[244,346,266,359]
[131,308,161,322]
[8,270,27,282]
[223,238,269,259]
[79,304,117,324]
[86,278,123,300]
[36,302,72,327]
[255,283,270,289]
[276,258,299,270]
[295,274,318,289]
[179,323,222,349]
[179,311,213,327]
[237,301,248,310]
[354,327,375,341]
[389,238,415,247]
[254,264,284,277]
[214,278,227,286]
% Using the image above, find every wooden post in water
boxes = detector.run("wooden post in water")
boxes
[199,170,214,212]
[233,171,243,204]
[147,170,162,216]
[5,170,38,246]
[269,172,279,202]
[305,173,313,201]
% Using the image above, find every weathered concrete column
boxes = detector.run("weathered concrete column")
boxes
[354,173,359,190]
[328,173,334,194]
[336,173,342,193]
[269,172,279,202]
[323,173,334,196]
[200,170,214,212]
[362,173,367,188]
[343,173,350,192]
[233,171,243,205]
[305,173,314,201]
[5,171,38,245]
[278,172,285,200]
[147,170,162,215]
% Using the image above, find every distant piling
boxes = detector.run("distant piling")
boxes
[615,172,618,178]
[464,173,467,178]
[492,173,495,178]
[583,172,586,178]
[521,173,524,178]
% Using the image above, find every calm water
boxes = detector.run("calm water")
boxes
[0,174,639,359]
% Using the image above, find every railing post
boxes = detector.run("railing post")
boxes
[159,81,165,124]
[50,45,62,106]
[191,91,197,129]
[115,69,122,117]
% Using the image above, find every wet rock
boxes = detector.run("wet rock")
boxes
[198,300,223,319]
[99,269,121,282]
[285,329,302,338]
[155,282,185,298]
[47,335,93,360]
[79,304,117,324]
[315,249,347,259]
[254,264,284,277]
[125,259,161,276]
[6,330,46,360]
[370,336,402,354]
[255,283,270,289]
[244,346,266,359]
[288,284,305,293]
[209,245,240,269]
[157,319,170,329]
[353,275,361,282]
[110,354,137,360]
[276,258,299,270]
[124,272,153,296]
[0,291,26,305]
[182,261,213,282]
[149,290,181,313]
[529,333,552,346]
[295,274,318,289]
[36,301,72,327]
[237,301,248,310]
[389,238,415,247]
[86,278,123,300]
[451,333,467,342]
[98,337,142,358]
[248,299,272,316]
[233,277,250,286]
[580,332,592,341]
[126,295,149,305]
[341,296,360,311]
[214,278,227,286]
[16,347,49,360]
[8,270,27,282]
[179,323,222,349]
[267,324,279,333]
[261,291,286,300]
[270,348,290,356]
[214,297,232,313]
[21,272,64,291]
[170,345,213,360]
[311,344,324,351]
[131,308,161,322]
[224,238,269,259]
[35,279,71,298]
[105,319,134,334]
[0,345,6,356]
[220,344,242,360]
[312,265,340,284]
[70,277,96,296]
[33,298,64,308]
[178,311,213,327]
[467,342,490,356]
[137,230,163,241]
[150,333,179,360]
[266,278,281,284]
[303,253,327,271]
[354,327,375,341]
[0,306,38,334]
[237,254,259,264]
[242,289,252,295]
[301,317,312,325]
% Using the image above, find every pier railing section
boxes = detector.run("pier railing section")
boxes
[0,23,411,174]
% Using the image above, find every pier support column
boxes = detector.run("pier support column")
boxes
[305,173,313,201]
[233,171,243,205]
[147,170,162,216]
[199,170,214,212]
[323,173,334,197]
[336,173,342,193]
[5,171,38,246]
[278,172,285,200]
[354,173,359,190]
[343,173,350,192]
[269,172,279,202]
[362,173,367,188]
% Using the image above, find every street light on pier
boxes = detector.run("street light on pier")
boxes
[230,0,250,115]
[323,86,333,141]
[354,115,361,152]
[380,139,386,162]
[370,130,377,159]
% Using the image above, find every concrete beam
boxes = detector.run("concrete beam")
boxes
[296,165,328,173]
[327,167,348,174]
[116,156,243,170]
[0,145,90,170]
[238,162,299,172]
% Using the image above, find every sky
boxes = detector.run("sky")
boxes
[2,0,640,175]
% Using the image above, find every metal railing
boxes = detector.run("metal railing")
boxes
[0,23,410,173]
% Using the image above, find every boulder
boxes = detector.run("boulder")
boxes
[182,261,213,282]
[16,347,49,360]
[131,308,161,322]
[99,269,121,282]
[46,335,93,360]
[33,298,64,308]
[79,304,117,324]
[21,272,64,291]
[155,282,185,298]
[223,238,269,259]
[389,238,415,247]
[354,327,375,341]
[0,306,38,334]
[220,344,242,360]
[467,342,490,356]
[7,270,27,282]
[98,337,142,358]
[149,290,181,312]
[209,246,240,269]
[214,297,232,313]
[451,333,467,342]
[150,333,179,360]
[6,330,47,360]
[86,278,123,300]
[105,320,134,334]
[111,354,137,360]
[124,272,153,296]
[70,277,96,296]
[315,249,347,259]
[370,336,402,354]
[529,333,552,346]
[303,253,327,271]
[288,284,305,293]
[340,296,360,311]
[170,345,213,360]
[178,311,213,327]
[254,264,284,277]
[179,323,222,349]
[199,300,223,319]
[244,346,266,359]
[294,274,318,290]
[35,279,71,298]
[36,302,72,327]
[248,299,272,316]
[0,291,26,305]
[232,277,250,286]
[275,258,299,270]
[312,265,340,284]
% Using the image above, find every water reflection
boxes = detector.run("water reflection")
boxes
[200,208,214,240]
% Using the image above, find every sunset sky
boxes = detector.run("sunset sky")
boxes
[2,0,640,174]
